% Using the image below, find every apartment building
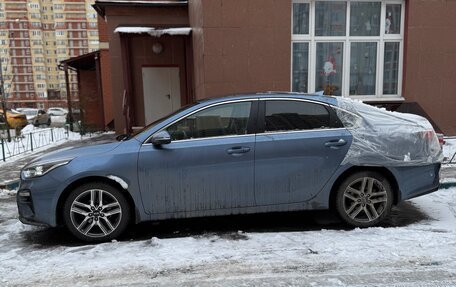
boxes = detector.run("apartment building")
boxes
[92,0,456,135]
[0,0,99,109]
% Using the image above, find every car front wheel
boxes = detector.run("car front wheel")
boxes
[335,171,393,228]
[63,182,131,242]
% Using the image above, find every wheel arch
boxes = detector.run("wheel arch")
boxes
[55,176,139,226]
[328,166,400,209]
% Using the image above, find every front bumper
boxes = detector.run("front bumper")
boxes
[16,177,61,227]
[17,188,50,227]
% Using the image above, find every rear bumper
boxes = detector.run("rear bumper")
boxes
[393,163,441,202]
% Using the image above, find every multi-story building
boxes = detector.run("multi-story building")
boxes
[90,0,456,135]
[0,0,98,109]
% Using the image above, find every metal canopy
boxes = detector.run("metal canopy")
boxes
[114,26,192,37]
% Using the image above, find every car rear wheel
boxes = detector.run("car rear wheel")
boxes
[63,182,131,242]
[335,171,393,228]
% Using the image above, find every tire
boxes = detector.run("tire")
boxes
[63,182,131,242]
[335,171,393,228]
[47,119,51,126]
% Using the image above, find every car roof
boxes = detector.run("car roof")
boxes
[197,92,338,106]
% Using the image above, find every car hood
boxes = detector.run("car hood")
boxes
[28,141,122,165]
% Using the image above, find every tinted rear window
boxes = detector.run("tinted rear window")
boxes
[265,100,331,132]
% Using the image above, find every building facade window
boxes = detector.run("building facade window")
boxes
[29,3,40,9]
[291,0,404,100]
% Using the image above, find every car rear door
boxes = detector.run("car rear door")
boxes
[137,100,258,216]
[254,99,352,206]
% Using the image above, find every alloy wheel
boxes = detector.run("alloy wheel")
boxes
[342,176,388,223]
[69,189,122,238]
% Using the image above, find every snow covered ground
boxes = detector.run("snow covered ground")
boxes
[0,139,455,286]
[0,125,84,166]
[1,187,456,286]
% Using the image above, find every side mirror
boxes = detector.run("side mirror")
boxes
[150,130,172,145]
[116,134,130,141]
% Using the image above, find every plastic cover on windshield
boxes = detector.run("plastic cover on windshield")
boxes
[335,97,443,166]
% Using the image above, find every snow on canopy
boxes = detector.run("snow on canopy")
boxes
[114,27,192,37]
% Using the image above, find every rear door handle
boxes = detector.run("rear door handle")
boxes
[325,139,347,148]
[227,146,251,156]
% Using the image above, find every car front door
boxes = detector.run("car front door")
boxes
[138,100,257,216]
[254,99,352,206]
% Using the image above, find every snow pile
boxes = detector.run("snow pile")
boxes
[0,188,16,199]
[21,124,36,133]
[443,138,456,162]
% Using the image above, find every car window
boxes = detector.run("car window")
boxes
[23,110,37,116]
[334,108,363,128]
[264,100,331,132]
[167,101,252,141]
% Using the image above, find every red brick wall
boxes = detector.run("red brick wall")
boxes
[189,0,291,100]
[103,5,189,132]
[100,50,113,127]
[98,15,108,42]
[78,70,104,130]
[404,0,456,135]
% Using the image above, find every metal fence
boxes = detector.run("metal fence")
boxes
[0,127,69,162]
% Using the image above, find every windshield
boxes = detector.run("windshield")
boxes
[133,103,197,138]
[23,110,37,116]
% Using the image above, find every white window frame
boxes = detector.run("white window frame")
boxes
[291,0,405,102]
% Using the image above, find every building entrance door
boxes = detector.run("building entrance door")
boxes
[142,67,181,124]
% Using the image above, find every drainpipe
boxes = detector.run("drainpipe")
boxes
[64,63,74,131]
[0,57,11,142]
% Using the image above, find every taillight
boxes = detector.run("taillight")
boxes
[420,130,435,140]
[436,133,445,146]
[420,130,443,150]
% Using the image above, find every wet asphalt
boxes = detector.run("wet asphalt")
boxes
[11,197,427,248]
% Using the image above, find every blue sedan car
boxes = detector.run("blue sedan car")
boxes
[17,93,442,242]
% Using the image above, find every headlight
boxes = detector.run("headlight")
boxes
[22,159,73,179]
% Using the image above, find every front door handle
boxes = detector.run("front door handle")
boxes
[227,146,251,156]
[325,139,347,148]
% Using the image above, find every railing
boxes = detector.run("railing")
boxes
[0,127,69,162]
